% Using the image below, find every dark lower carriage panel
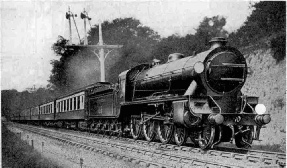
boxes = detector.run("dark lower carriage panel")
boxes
[59,109,86,129]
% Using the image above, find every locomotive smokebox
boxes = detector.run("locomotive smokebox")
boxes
[209,37,227,49]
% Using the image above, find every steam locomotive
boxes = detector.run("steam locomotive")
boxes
[12,37,271,149]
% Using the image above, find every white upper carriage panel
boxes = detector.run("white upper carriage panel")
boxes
[56,91,85,113]
[39,101,54,115]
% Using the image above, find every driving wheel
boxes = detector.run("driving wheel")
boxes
[143,120,156,142]
[156,121,174,144]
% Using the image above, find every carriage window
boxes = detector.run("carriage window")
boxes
[77,96,80,109]
[61,101,63,112]
[73,97,77,110]
[81,96,84,108]
[70,98,72,110]
[64,100,67,111]
[67,99,70,111]
[66,100,68,111]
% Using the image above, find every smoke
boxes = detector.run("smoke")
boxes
[65,47,121,91]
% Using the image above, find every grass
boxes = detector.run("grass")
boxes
[2,122,62,168]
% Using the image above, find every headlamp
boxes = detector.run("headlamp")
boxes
[255,104,266,115]
[194,61,204,74]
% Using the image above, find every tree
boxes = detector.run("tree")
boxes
[49,36,81,92]
[88,18,160,82]
[1,87,57,120]
[152,16,228,61]
[194,16,228,48]
[229,1,286,48]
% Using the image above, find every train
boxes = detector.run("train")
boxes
[11,37,271,149]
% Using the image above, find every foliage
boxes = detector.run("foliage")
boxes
[270,33,286,63]
[49,36,81,92]
[1,88,56,119]
[49,18,160,91]
[152,15,228,61]
[88,17,160,82]
[1,89,20,118]
[194,16,228,45]
[229,1,286,50]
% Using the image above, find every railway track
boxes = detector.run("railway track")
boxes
[9,123,286,168]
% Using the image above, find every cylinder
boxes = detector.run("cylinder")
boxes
[255,114,271,125]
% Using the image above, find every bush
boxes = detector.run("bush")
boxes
[270,34,286,63]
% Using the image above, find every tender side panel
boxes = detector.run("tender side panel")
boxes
[89,92,115,117]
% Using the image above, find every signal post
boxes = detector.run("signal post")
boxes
[66,8,122,82]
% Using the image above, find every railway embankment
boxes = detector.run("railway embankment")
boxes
[242,46,286,152]
[2,122,62,168]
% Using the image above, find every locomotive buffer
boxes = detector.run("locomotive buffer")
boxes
[66,8,123,82]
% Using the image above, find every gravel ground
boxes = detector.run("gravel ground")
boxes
[7,126,139,168]
[8,124,280,168]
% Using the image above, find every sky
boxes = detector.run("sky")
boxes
[1,0,254,91]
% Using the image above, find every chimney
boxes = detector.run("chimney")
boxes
[209,37,227,49]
